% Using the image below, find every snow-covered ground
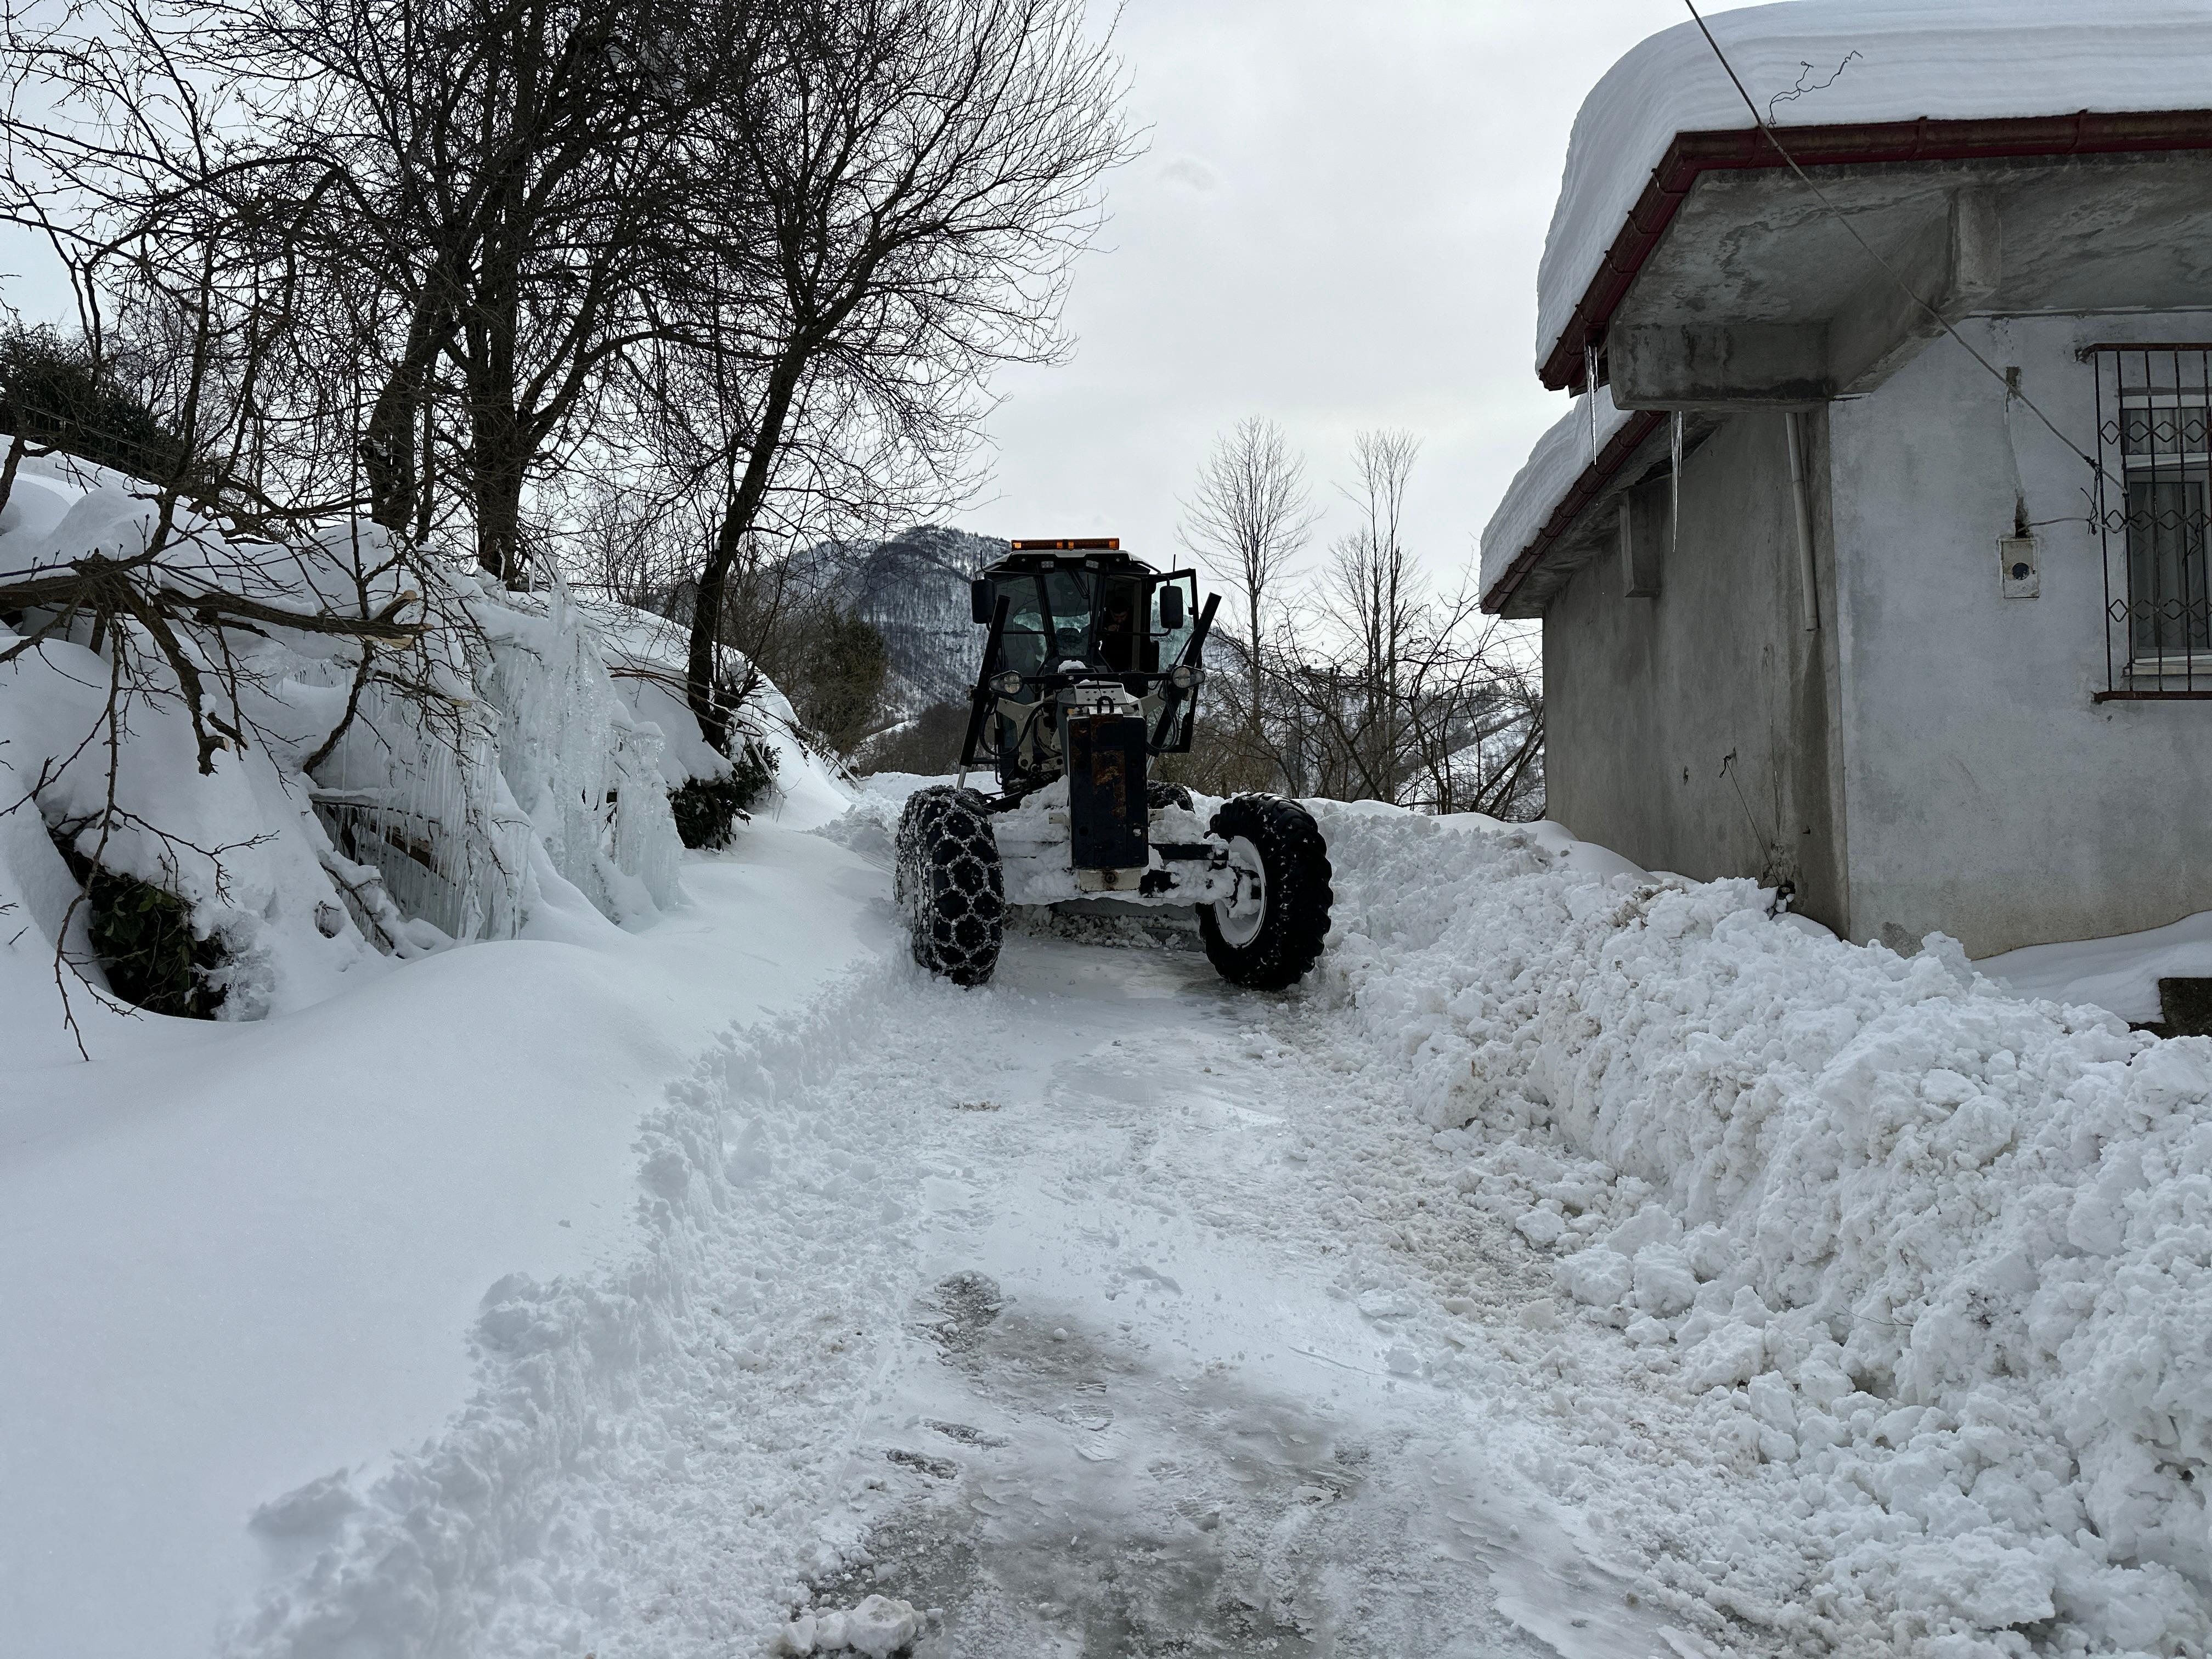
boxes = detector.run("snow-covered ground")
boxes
[9,779,2185,1657]
[213,823,1711,1658]
[0,816,888,1658]
[1980,910,2212,1028]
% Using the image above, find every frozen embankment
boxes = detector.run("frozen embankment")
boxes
[1312,802,2212,1653]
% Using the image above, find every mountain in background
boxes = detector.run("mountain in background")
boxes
[787,525,1006,719]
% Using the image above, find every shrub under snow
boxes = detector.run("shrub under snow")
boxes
[1311,802,2211,1654]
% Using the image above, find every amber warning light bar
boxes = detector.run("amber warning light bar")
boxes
[1008,537,1118,551]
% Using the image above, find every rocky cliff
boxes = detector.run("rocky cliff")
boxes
[787,525,1006,719]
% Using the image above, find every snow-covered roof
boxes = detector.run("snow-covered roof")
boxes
[1477,393,1641,609]
[1485,0,2212,608]
[1537,0,2212,379]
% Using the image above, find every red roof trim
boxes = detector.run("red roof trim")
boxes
[1481,411,1667,615]
[1539,108,2212,394]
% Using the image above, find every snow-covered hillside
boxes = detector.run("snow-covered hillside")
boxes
[786,527,1006,716]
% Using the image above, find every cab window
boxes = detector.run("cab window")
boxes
[1041,569,1094,665]
[993,574,1050,679]
[1153,573,1197,665]
[1095,574,1147,672]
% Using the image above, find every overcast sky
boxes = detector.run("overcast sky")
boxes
[971,0,1698,591]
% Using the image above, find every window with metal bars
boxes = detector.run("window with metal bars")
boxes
[2092,345,2212,698]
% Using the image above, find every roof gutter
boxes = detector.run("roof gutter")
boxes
[1539,108,2212,395]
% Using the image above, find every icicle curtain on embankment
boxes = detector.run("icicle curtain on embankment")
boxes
[312,578,686,943]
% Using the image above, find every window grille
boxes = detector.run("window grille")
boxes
[2092,345,2212,698]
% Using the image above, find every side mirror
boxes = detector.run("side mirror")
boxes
[970,578,994,625]
[1157,584,1185,630]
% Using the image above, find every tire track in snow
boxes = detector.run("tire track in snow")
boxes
[772,934,1735,1659]
[230,927,1777,1658]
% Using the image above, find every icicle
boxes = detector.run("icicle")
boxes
[1672,410,1685,550]
[1586,342,1601,463]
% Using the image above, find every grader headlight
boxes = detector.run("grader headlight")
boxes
[1169,663,1205,691]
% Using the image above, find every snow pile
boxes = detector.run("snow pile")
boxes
[1,462,403,1041]
[222,953,919,1657]
[306,574,701,942]
[1476,387,1637,601]
[1310,803,2212,1652]
[776,1595,925,1656]
[477,582,683,927]
[1536,0,2212,373]
[814,771,947,865]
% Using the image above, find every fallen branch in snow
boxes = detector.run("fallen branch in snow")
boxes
[1,554,425,776]
[0,560,422,647]
[313,842,443,960]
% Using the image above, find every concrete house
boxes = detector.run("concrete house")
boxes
[1478,2,2212,959]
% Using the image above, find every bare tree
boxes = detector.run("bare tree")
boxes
[1305,428,1419,799]
[203,0,709,582]
[1391,586,1544,818]
[1176,414,1317,781]
[1161,422,1545,820]
[670,0,1133,750]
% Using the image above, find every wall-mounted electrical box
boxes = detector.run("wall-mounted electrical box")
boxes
[1997,535,2039,600]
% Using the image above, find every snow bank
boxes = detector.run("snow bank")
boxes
[220,942,910,1658]
[1311,803,2212,1652]
[1537,0,2212,374]
[1,464,405,1044]
[0,460,740,1044]
[1,825,893,1659]
[1477,391,1634,601]
[597,603,854,834]
[814,770,950,866]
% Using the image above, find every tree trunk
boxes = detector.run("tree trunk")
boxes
[685,344,805,752]
[363,295,450,538]
[471,391,528,585]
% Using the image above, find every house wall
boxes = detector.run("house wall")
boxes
[1827,312,2212,957]
[1544,410,1849,931]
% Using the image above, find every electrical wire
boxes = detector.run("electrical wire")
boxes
[1680,0,2100,476]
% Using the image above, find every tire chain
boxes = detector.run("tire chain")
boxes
[895,786,1005,985]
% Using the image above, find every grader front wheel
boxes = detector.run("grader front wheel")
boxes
[895,786,1006,986]
[1197,794,1333,990]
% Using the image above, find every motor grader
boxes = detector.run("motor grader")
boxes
[894,538,1331,989]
